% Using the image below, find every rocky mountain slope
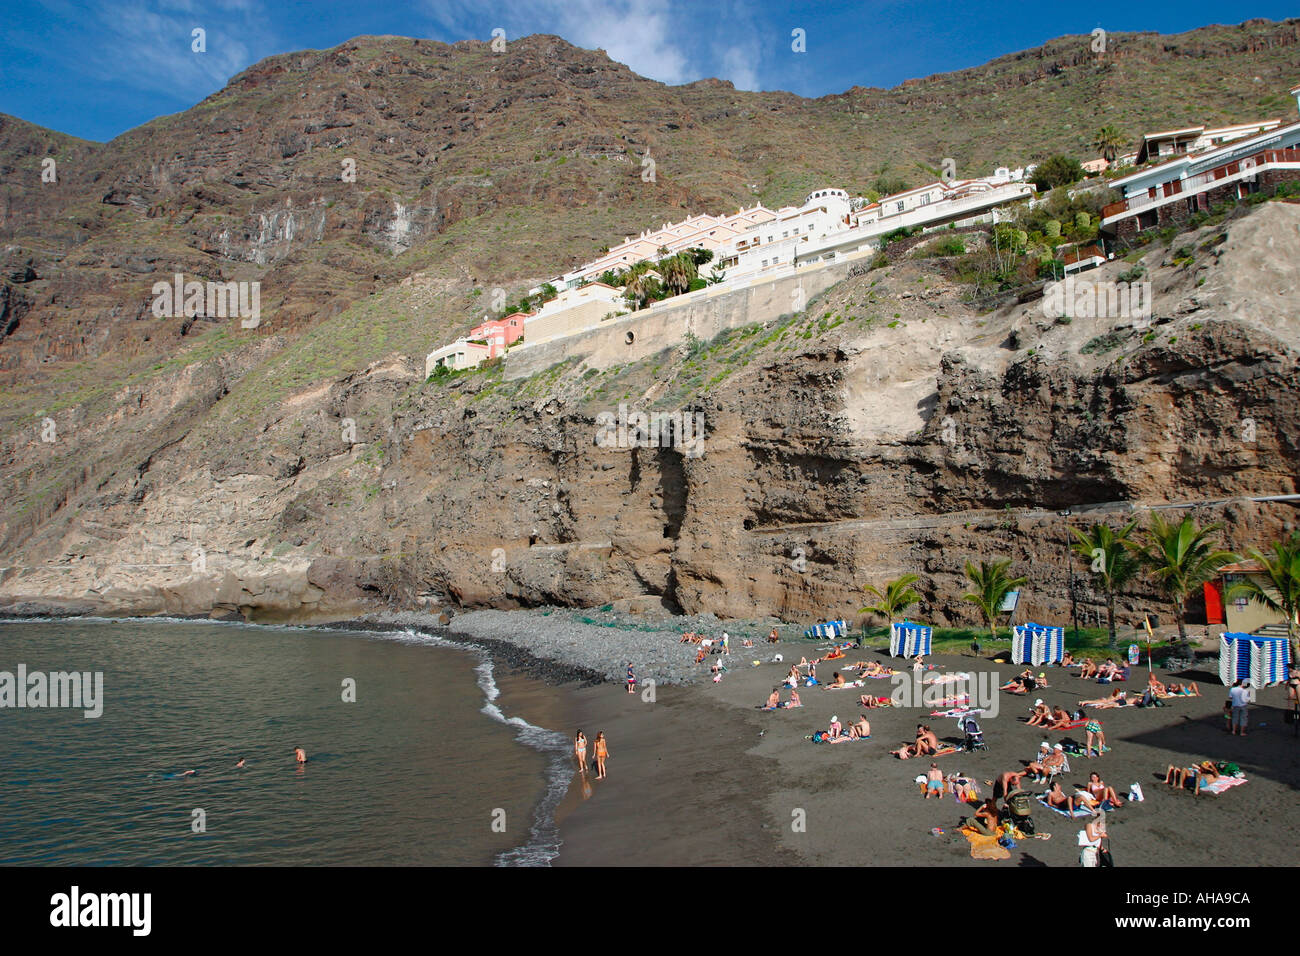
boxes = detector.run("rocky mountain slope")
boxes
[1,23,1298,625]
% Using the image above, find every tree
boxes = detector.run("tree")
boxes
[538,283,558,301]
[687,247,714,266]
[622,271,660,310]
[1092,126,1127,163]
[860,573,922,627]
[1031,155,1085,192]
[962,559,1027,643]
[1137,514,1237,656]
[1225,531,1300,661]
[657,252,697,296]
[1071,519,1141,649]
[707,264,728,285]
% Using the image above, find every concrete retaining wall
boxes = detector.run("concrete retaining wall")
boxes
[504,246,876,380]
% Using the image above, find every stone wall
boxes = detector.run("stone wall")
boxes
[504,248,876,379]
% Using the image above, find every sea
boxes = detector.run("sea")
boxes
[0,618,573,866]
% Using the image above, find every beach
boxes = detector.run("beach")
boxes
[430,608,1300,867]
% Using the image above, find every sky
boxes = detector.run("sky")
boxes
[1,0,1296,143]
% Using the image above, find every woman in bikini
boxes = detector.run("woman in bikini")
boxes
[574,731,588,773]
[1086,771,1123,808]
[785,690,802,708]
[1079,688,1128,708]
[1164,760,1218,792]
[593,732,610,779]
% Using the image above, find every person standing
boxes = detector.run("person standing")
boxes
[593,732,610,779]
[1078,811,1106,867]
[1085,715,1106,757]
[574,730,588,773]
[1229,679,1252,736]
[625,663,637,695]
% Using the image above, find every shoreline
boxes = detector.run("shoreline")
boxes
[6,604,1299,867]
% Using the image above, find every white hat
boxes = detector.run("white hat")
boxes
[1054,743,1064,750]
[1035,698,1044,705]
[1040,741,1050,749]
[832,715,839,722]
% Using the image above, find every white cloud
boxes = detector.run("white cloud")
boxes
[425,0,762,90]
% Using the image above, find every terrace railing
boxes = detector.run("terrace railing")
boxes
[1102,147,1300,220]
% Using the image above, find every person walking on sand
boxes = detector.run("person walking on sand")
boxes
[593,732,610,779]
[574,730,589,772]
[626,663,637,695]
[1229,679,1252,736]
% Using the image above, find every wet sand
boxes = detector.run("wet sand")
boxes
[512,644,1300,866]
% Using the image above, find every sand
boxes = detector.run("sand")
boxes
[500,643,1300,866]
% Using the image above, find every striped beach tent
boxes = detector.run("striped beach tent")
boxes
[1218,632,1291,687]
[803,619,847,640]
[890,620,932,657]
[1011,623,1066,666]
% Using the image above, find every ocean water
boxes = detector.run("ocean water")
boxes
[0,619,571,865]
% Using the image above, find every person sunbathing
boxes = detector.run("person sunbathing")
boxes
[850,716,871,739]
[915,724,939,755]
[1079,689,1128,709]
[763,689,781,710]
[1061,652,1075,667]
[1026,700,1051,726]
[1165,760,1219,792]
[1159,681,1200,697]
[949,772,979,803]
[1047,706,1074,729]
[1095,659,1120,682]
[1030,745,1067,782]
[964,796,1000,835]
[828,671,846,688]
[782,690,802,708]
[1001,669,1036,693]
[1078,658,1098,679]
[1023,741,1052,775]
[1085,771,1123,808]
[827,716,844,739]
[694,647,708,664]
[1034,672,1050,689]
[1044,781,1080,814]
[825,648,846,661]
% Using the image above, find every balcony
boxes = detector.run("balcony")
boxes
[1101,147,1300,221]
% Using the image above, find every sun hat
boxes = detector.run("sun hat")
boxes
[1040,741,1050,748]
[831,715,838,722]
[1054,743,1064,750]
[1035,698,1044,705]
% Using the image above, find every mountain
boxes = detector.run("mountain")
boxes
[1,21,1298,624]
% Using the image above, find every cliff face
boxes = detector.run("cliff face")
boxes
[2,26,1299,625]
[3,201,1296,626]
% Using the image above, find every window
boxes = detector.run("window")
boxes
[793,226,800,234]
[921,194,930,205]
[761,259,768,267]
[897,202,905,212]
[782,231,788,238]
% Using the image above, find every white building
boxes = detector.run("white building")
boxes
[1135,120,1283,164]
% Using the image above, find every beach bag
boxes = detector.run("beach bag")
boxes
[1098,847,1114,867]
[1129,783,1144,802]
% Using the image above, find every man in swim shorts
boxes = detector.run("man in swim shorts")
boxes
[925,763,944,799]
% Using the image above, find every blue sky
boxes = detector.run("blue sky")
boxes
[1,0,1296,142]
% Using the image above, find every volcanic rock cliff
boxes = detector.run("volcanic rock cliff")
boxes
[1,25,1298,625]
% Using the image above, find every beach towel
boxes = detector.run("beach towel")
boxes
[1055,719,1088,730]
[1036,795,1095,818]
[959,826,1010,860]
[1198,776,1248,795]
[930,707,984,718]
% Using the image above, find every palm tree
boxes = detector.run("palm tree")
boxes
[860,573,922,627]
[657,253,697,296]
[1071,519,1141,649]
[1093,126,1127,164]
[1225,531,1300,661]
[1136,514,1237,656]
[962,559,1027,643]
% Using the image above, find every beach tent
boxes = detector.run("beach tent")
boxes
[1011,623,1066,666]
[803,619,847,640]
[890,620,932,657]
[1218,632,1291,687]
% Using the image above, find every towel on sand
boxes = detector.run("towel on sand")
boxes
[1036,795,1095,818]
[959,827,1010,860]
[1199,776,1248,795]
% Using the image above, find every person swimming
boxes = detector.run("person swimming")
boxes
[294,747,307,764]
[235,757,245,769]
